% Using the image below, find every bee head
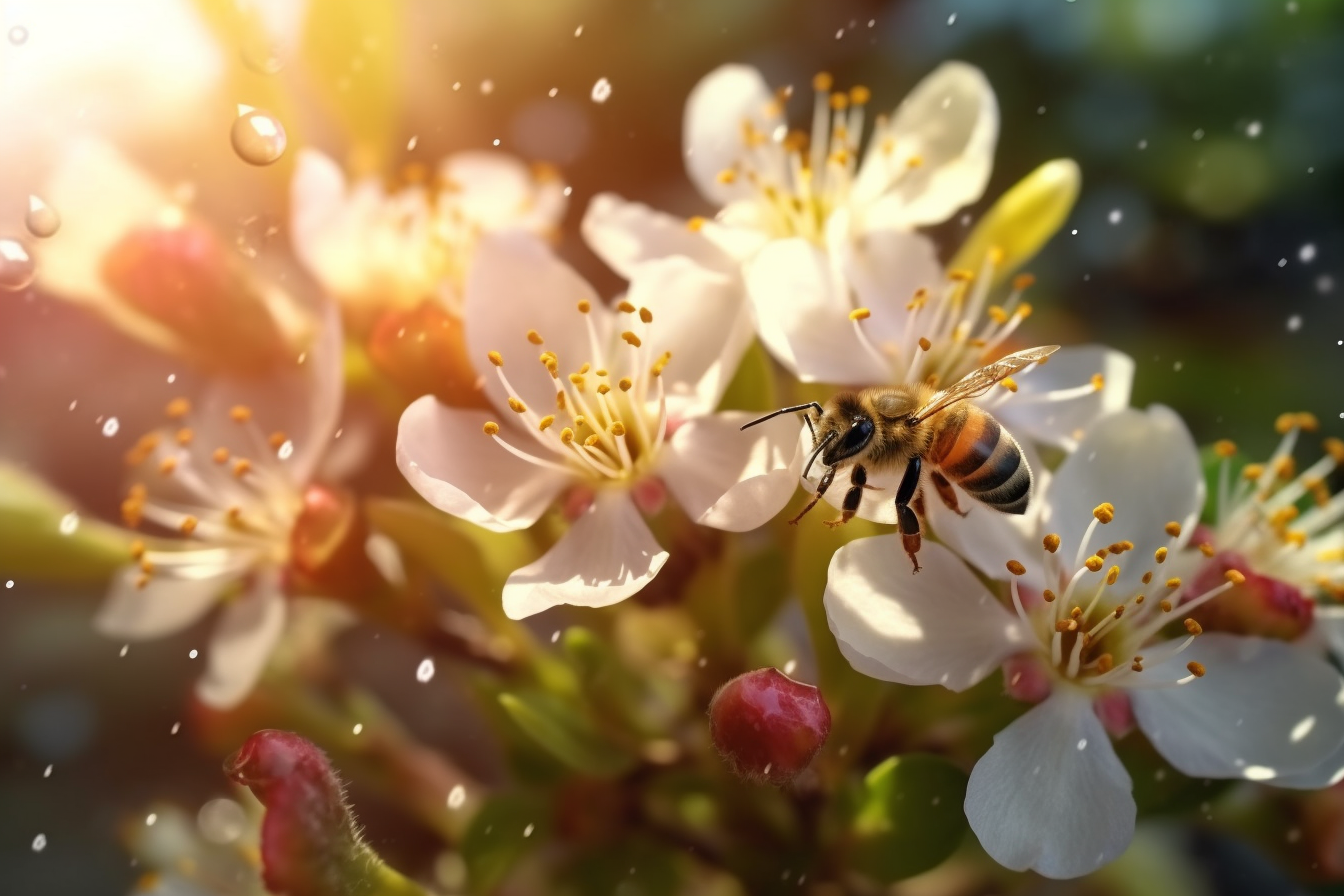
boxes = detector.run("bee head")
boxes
[818,395,875,466]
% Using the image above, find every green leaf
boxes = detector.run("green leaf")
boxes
[461,792,549,894]
[847,754,970,883]
[498,690,637,778]
[0,464,131,582]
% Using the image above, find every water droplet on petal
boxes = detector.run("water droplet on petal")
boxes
[31,833,46,852]
[59,512,79,536]
[591,77,612,104]
[231,107,287,166]
[25,196,60,239]
[8,25,27,45]
[416,658,436,682]
[0,238,36,291]
[101,417,120,437]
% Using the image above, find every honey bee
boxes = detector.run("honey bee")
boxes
[743,345,1059,573]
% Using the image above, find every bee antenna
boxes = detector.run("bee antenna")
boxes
[803,430,837,480]
[740,402,825,431]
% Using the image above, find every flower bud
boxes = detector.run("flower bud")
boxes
[950,158,1080,282]
[287,484,379,599]
[1187,550,1313,641]
[708,668,830,786]
[367,301,491,409]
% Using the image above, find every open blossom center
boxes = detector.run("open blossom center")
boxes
[120,399,303,584]
[1005,505,1241,690]
[481,300,671,484]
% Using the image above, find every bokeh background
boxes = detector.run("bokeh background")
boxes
[2,0,1343,893]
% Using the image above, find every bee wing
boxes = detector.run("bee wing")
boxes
[911,345,1060,422]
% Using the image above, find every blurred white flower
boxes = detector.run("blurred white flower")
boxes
[396,230,799,619]
[290,148,568,323]
[824,406,1344,878]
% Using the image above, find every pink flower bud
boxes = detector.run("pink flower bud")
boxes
[1188,550,1314,641]
[1002,653,1052,704]
[367,301,491,408]
[287,484,379,599]
[708,668,831,786]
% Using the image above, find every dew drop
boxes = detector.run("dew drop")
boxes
[8,25,28,45]
[416,658,436,683]
[1077,738,1088,750]
[591,77,612,104]
[0,237,36,291]
[1246,120,1263,138]
[59,512,79,536]
[31,833,46,853]
[447,784,466,809]
[102,417,120,437]
[230,107,287,166]
[1278,257,1288,268]
[25,196,60,238]
[1299,243,1317,263]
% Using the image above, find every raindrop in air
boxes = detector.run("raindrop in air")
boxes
[1246,120,1263,138]
[416,658,436,683]
[447,784,466,809]
[102,417,120,437]
[59,512,79,536]
[1108,209,1123,225]
[277,439,294,460]
[8,25,27,45]
[25,195,61,238]
[0,238,36,291]
[1299,243,1317,263]
[231,106,287,166]
[480,79,494,95]
[31,833,46,852]
[591,77,612,104]
[1287,315,1303,332]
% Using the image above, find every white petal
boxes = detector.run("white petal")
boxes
[923,464,1046,588]
[682,64,782,206]
[195,577,287,709]
[965,688,1135,879]
[290,148,354,292]
[396,396,570,533]
[438,151,567,233]
[1131,633,1344,778]
[854,62,998,228]
[840,228,943,348]
[993,345,1135,452]
[95,550,253,640]
[743,238,890,385]
[501,492,668,619]
[1273,736,1344,790]
[823,538,1032,690]
[464,232,606,415]
[581,193,734,279]
[660,411,799,532]
[1043,405,1203,594]
[625,256,751,416]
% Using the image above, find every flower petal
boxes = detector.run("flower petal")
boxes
[660,411,799,532]
[743,238,890,384]
[824,538,1032,690]
[438,151,567,233]
[1273,736,1344,790]
[1044,405,1203,594]
[839,227,943,349]
[923,456,1048,588]
[854,62,998,229]
[625,256,751,416]
[989,345,1136,452]
[95,550,254,640]
[396,396,570,532]
[464,232,606,415]
[965,688,1135,879]
[501,492,668,619]
[1130,633,1344,779]
[581,192,734,279]
[196,575,287,709]
[682,64,782,206]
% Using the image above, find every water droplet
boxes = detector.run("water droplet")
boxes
[1287,314,1303,332]
[43,765,52,778]
[550,630,561,643]
[447,784,466,809]
[240,34,284,75]
[1192,128,1205,141]
[480,79,494,95]
[167,373,176,383]
[406,135,418,151]
[231,107,287,166]
[352,723,363,735]
[574,25,583,37]
[4,580,11,589]
[277,439,294,460]
[591,77,612,104]
[523,823,535,838]
[58,512,79,536]
[562,186,573,197]
[119,644,128,657]
[25,196,60,238]
[0,238,36,291]
[1137,139,1148,150]
[8,25,27,45]
[783,659,797,675]
[1108,209,1123,225]
[188,649,198,659]
[101,417,120,437]
[1246,120,1262,138]
[947,12,957,25]
[170,721,181,734]
[548,87,558,97]
[416,658,435,682]
[1278,257,1288,268]
[1077,738,1088,750]
[1299,243,1317,263]
[145,813,157,826]
[31,833,46,852]
[198,798,247,844]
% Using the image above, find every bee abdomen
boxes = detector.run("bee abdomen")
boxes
[931,412,1032,514]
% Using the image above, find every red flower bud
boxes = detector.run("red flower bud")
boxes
[1188,551,1314,641]
[708,668,831,786]
[367,301,491,409]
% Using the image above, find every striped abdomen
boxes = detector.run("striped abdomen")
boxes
[928,409,1031,514]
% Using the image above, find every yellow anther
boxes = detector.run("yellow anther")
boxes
[159,457,177,475]
[1015,303,1034,319]
[577,299,591,313]
[574,415,586,427]
[1106,542,1127,555]
[229,405,253,423]
[1197,542,1215,558]
[1131,659,1144,673]
[1092,653,1113,673]
[907,288,929,310]
[617,300,636,313]
[507,397,527,414]
[639,307,653,324]
[848,307,871,321]
[1106,566,1120,585]
[1285,530,1308,548]
[1070,606,1083,620]
[267,431,288,450]
[1001,377,1018,393]
[949,268,975,282]
[849,85,871,104]
[130,539,146,560]
[1155,546,1168,563]
[555,392,567,412]
[1085,556,1104,572]
[610,422,627,437]
[135,574,150,590]
[1275,412,1299,435]
[525,330,544,346]
[1039,533,1060,554]
[175,428,193,446]
[1241,463,1265,481]
[597,384,611,395]
[1142,571,1153,585]
[1159,599,1173,612]
[560,428,575,444]
[1164,521,1182,537]
[618,378,633,391]
[233,458,252,478]
[813,72,833,91]
[180,516,198,535]
[1165,577,1182,589]
[483,421,500,435]
[212,447,229,465]
[487,351,504,367]
[1214,439,1237,458]
[1113,604,1125,619]
[1090,373,1105,392]
[584,434,601,447]
[166,398,191,419]
[1297,413,1320,432]
[621,331,642,348]
[828,92,849,111]
[1186,661,1206,678]
[595,368,607,377]
[906,155,924,169]
[687,216,707,232]
[568,373,586,390]
[987,305,1009,325]
[1324,438,1344,463]
[1184,618,1204,636]
[1093,503,1115,524]
[536,416,555,431]
[1095,548,1109,559]
[1275,455,1297,479]
[139,557,155,575]
[1006,560,1027,576]
[1012,273,1036,291]
[916,337,931,352]
[716,169,738,184]
[651,351,672,376]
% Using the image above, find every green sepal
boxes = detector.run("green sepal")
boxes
[498,690,637,778]
[846,754,970,883]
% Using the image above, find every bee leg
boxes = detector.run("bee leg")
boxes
[789,465,836,525]
[894,456,924,573]
[824,465,868,528]
[930,470,969,517]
